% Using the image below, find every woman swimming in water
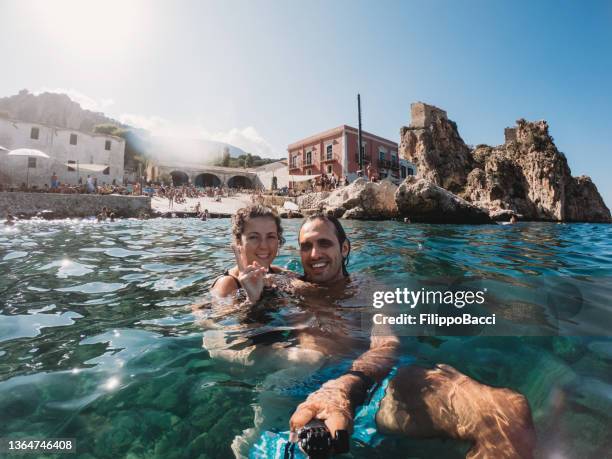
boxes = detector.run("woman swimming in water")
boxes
[211,205,289,303]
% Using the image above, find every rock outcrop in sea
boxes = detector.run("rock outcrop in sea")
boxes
[396,176,492,224]
[400,102,611,222]
[297,178,398,220]
[399,104,473,195]
[296,176,492,223]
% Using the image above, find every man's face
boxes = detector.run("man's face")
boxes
[299,218,349,285]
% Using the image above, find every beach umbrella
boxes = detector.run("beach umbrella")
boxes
[72,163,109,172]
[7,148,50,187]
[8,148,50,159]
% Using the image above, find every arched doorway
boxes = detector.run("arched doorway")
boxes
[227,176,253,189]
[194,173,221,187]
[170,170,189,186]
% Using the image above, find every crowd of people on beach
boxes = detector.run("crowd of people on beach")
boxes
[0,167,371,199]
[158,184,241,209]
[0,173,142,196]
[0,163,383,198]
[0,171,257,200]
[302,166,387,193]
[310,172,349,192]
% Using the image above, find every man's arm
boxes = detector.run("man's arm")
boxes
[290,332,399,436]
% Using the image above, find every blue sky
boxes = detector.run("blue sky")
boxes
[1,0,610,205]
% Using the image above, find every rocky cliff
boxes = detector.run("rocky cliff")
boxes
[0,90,122,132]
[399,103,610,222]
[399,103,473,194]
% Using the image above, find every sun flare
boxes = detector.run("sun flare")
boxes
[23,0,152,56]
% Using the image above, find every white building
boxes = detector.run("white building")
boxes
[0,116,125,188]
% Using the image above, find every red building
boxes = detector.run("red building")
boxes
[287,125,414,186]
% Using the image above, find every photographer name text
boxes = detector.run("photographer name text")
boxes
[372,288,495,328]
[373,312,495,326]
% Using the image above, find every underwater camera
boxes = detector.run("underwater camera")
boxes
[284,420,349,459]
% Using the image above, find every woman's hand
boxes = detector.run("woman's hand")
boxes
[233,244,266,304]
[238,261,267,304]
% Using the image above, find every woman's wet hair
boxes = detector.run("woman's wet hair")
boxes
[300,212,351,276]
[232,205,285,246]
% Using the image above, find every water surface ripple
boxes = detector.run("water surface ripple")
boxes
[0,219,611,458]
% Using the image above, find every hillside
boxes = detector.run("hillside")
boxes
[0,90,123,132]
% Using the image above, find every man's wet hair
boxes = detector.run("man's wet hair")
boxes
[300,212,351,276]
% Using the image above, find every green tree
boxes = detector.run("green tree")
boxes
[92,124,119,136]
[244,153,253,168]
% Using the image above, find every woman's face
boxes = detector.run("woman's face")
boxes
[238,217,280,269]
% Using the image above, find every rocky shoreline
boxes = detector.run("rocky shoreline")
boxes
[298,175,610,224]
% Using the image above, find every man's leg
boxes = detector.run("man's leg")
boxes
[376,364,536,459]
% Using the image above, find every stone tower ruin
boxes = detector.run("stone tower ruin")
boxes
[410,102,448,128]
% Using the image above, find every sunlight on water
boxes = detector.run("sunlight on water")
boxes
[0,218,611,458]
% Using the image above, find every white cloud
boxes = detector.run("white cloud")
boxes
[117,113,283,158]
[34,87,115,112]
[77,103,284,158]
[202,126,280,158]
[117,113,170,132]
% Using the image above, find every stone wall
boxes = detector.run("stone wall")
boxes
[504,128,517,143]
[410,102,448,128]
[0,192,151,218]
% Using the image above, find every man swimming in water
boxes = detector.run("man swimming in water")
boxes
[289,213,536,459]
[288,213,400,437]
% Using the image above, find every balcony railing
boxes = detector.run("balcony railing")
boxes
[321,154,339,163]
[378,159,400,170]
[378,159,390,169]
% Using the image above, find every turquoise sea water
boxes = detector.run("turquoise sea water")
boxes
[0,218,611,458]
